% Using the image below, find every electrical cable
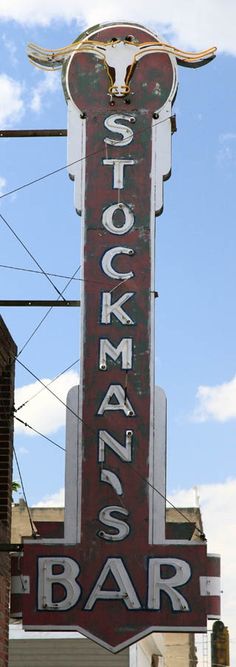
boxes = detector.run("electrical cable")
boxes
[0,391,39,538]
[16,358,80,415]
[0,263,82,281]
[3,271,132,364]
[0,116,173,202]
[15,357,205,538]
[0,262,151,292]
[0,263,108,286]
[0,211,67,302]
[15,356,80,413]
[16,264,81,357]
[14,415,65,451]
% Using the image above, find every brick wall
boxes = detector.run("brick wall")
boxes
[0,317,17,667]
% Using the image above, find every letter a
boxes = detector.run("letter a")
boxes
[97,384,135,416]
[84,557,141,609]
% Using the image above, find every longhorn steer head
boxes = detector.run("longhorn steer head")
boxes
[27,35,216,98]
[103,41,139,96]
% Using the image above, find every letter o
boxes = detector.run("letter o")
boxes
[102,203,134,235]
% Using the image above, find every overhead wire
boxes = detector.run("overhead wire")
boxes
[14,270,130,405]
[14,415,65,452]
[0,389,37,537]
[3,265,134,365]
[15,356,80,413]
[16,263,81,357]
[0,262,151,290]
[0,263,110,286]
[0,116,173,202]
[15,357,205,539]
[13,445,38,537]
[0,263,81,281]
[0,211,67,302]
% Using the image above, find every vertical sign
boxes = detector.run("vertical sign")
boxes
[19,23,220,652]
[66,30,177,549]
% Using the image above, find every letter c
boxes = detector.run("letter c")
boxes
[101,247,134,280]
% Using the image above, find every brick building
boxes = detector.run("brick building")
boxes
[0,318,17,667]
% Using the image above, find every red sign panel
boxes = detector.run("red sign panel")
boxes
[19,22,220,652]
[21,542,220,651]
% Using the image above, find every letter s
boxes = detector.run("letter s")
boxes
[98,506,130,541]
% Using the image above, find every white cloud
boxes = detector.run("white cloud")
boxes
[2,33,18,65]
[30,71,60,113]
[192,374,236,422]
[14,370,79,436]
[0,0,235,54]
[0,70,60,128]
[0,0,83,26]
[219,133,236,143]
[34,487,65,506]
[18,445,29,455]
[169,479,236,665]
[217,133,236,165]
[0,74,25,127]
[0,176,7,196]
[217,144,233,165]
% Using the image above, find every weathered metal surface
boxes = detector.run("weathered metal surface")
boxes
[21,540,220,652]
[65,23,177,553]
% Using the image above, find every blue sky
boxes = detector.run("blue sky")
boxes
[1,2,236,663]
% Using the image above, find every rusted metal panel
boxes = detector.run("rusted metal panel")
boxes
[20,541,220,651]
[65,23,177,552]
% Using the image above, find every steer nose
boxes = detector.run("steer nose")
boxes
[109,84,130,97]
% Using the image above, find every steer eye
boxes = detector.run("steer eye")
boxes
[125,35,135,42]
[111,37,119,42]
